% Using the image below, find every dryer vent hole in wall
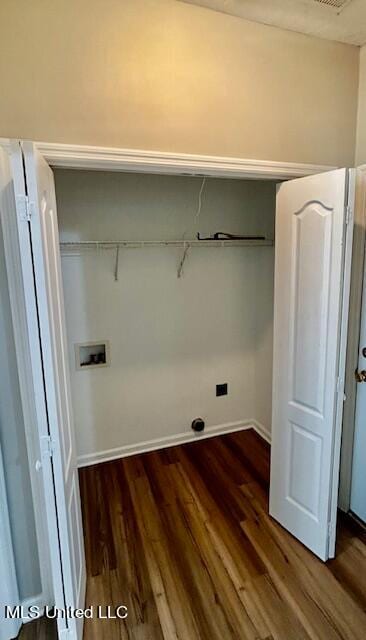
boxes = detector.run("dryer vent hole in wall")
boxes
[216,383,228,397]
[191,418,205,432]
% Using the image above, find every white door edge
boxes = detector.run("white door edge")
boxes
[328,168,355,557]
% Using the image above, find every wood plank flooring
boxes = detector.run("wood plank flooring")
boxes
[17,617,56,639]
[77,429,366,640]
[16,429,366,639]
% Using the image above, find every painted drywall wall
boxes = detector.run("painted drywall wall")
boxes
[0,0,359,166]
[56,170,275,461]
[356,46,366,166]
[0,222,41,601]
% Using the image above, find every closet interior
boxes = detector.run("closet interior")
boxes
[55,169,276,465]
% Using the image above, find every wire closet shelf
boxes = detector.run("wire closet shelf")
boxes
[59,238,274,249]
[59,238,274,280]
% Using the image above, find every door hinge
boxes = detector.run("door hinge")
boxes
[16,194,33,221]
[40,434,54,459]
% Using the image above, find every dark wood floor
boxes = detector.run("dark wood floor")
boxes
[18,429,366,639]
[17,618,56,639]
[78,429,366,640]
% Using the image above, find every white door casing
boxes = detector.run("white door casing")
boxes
[270,169,354,561]
[10,140,86,639]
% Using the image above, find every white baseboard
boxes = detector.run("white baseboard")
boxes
[251,419,272,444]
[77,419,271,468]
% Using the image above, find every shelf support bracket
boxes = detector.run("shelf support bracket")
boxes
[177,242,190,279]
[114,245,120,282]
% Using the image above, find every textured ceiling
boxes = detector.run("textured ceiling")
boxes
[178,0,366,45]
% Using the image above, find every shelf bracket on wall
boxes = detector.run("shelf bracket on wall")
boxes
[114,245,120,282]
[177,242,190,279]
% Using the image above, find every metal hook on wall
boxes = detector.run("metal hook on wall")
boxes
[177,242,190,279]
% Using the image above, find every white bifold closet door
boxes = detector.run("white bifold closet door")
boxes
[270,169,354,561]
[5,140,86,640]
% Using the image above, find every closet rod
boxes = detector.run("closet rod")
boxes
[60,239,274,249]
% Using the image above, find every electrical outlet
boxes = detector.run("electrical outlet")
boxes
[216,383,228,397]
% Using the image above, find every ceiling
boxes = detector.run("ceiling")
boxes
[178,0,366,45]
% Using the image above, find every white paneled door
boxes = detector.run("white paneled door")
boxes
[270,169,354,561]
[7,140,86,639]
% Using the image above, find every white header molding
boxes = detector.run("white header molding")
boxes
[36,142,337,180]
